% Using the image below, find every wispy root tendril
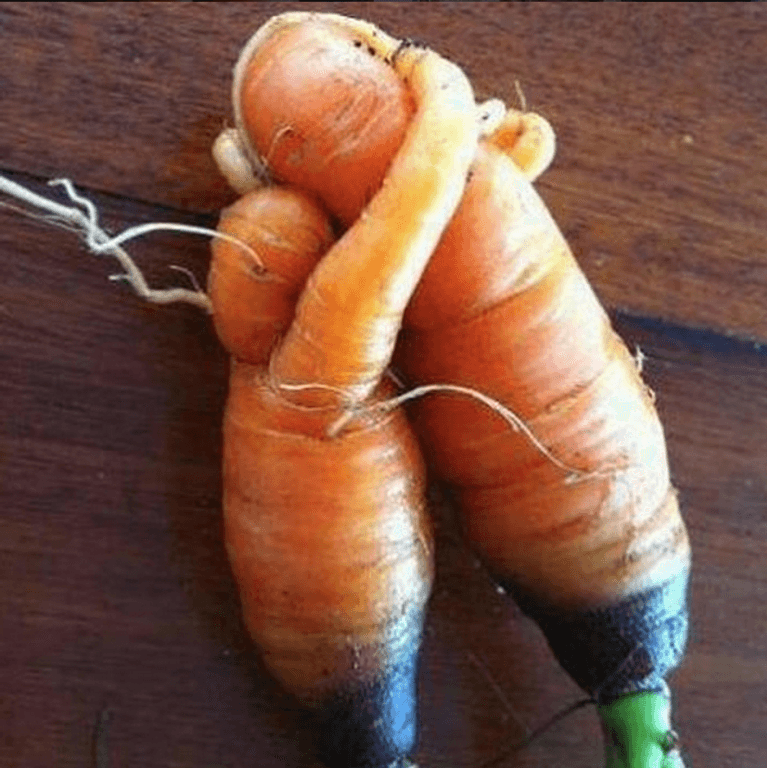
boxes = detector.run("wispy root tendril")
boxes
[0,174,262,313]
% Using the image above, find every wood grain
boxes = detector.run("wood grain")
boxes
[1,3,765,341]
[1,4,766,768]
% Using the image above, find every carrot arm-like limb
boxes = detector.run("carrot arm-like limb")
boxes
[248,17,479,403]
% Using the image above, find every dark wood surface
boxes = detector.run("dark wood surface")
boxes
[1,4,765,767]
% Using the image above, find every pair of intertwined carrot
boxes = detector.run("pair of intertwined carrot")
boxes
[210,12,689,768]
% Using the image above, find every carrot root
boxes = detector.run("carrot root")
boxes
[0,174,214,311]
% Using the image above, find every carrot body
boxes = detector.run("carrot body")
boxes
[399,141,688,610]
[210,26,479,766]
[211,180,435,768]
[223,358,432,765]
[228,10,691,717]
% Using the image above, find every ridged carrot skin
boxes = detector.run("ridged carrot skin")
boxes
[399,140,689,611]
[223,355,433,766]
[396,138,691,710]
[209,25,479,767]
[222,12,691,764]
[211,179,436,768]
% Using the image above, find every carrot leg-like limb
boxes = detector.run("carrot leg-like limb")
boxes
[399,144,690,765]
[223,365,433,768]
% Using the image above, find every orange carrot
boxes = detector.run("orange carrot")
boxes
[220,12,691,765]
[208,187,335,363]
[209,29,479,767]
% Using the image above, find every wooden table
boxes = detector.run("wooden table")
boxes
[1,4,765,766]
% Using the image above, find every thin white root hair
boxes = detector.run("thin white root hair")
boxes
[324,382,589,478]
[168,264,204,294]
[49,178,100,226]
[0,174,211,311]
[375,383,589,477]
[48,180,257,265]
[260,124,296,177]
[275,379,359,415]
[328,382,633,481]
[384,367,407,389]
[274,366,629,484]
[87,221,265,273]
[0,199,84,236]
[634,344,645,374]
[0,174,260,313]
[514,79,528,113]
[278,381,351,398]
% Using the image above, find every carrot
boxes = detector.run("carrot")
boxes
[218,11,691,766]
[207,186,335,363]
[208,29,479,768]
[0,20,474,764]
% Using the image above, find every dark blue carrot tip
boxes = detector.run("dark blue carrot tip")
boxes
[500,568,690,705]
[314,648,421,768]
